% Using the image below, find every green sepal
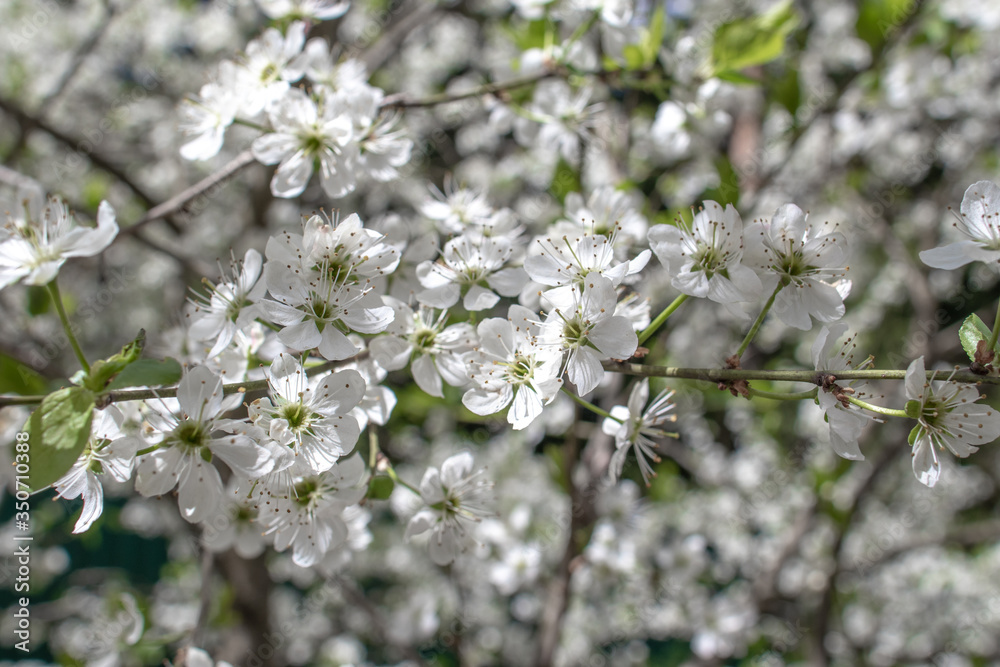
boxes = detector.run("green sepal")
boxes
[26,386,96,491]
[904,399,923,419]
[709,0,799,78]
[907,424,921,446]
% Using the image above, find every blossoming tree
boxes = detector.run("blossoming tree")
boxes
[4,0,1000,665]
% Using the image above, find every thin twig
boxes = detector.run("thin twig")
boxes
[124,149,257,232]
[380,70,561,109]
[0,94,163,211]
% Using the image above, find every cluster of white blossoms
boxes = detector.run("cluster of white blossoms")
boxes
[179,20,410,199]
[13,4,1000,590]
[16,122,1000,570]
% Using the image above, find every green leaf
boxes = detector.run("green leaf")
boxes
[710,0,800,77]
[0,354,48,396]
[367,475,395,500]
[106,357,183,390]
[85,329,147,392]
[856,0,916,50]
[959,313,992,363]
[549,158,581,203]
[26,386,95,491]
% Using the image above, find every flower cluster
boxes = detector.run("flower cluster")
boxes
[180,23,411,199]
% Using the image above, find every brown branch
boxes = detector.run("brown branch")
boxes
[124,149,257,232]
[0,94,162,211]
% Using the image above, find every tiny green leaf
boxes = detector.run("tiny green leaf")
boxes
[710,0,800,78]
[27,386,96,491]
[106,357,183,390]
[85,329,147,392]
[959,314,992,363]
[368,475,395,500]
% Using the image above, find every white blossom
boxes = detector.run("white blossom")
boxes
[462,305,562,430]
[0,198,117,289]
[744,204,851,330]
[648,200,762,304]
[249,353,365,473]
[904,356,1000,487]
[602,378,676,485]
[920,180,1000,270]
[134,366,275,523]
[540,273,637,395]
[405,451,492,565]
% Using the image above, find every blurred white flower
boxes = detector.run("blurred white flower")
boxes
[603,378,676,485]
[405,451,493,565]
[0,197,117,289]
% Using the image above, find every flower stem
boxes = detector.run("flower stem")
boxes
[386,465,421,495]
[987,303,1000,358]
[747,387,818,401]
[735,283,783,359]
[637,294,689,346]
[846,396,908,418]
[561,386,620,422]
[47,278,90,373]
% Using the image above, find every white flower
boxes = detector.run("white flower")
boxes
[405,451,492,566]
[514,80,600,164]
[416,233,528,311]
[744,204,851,330]
[188,249,267,358]
[420,182,495,235]
[53,406,140,534]
[557,187,648,255]
[0,197,117,289]
[267,211,400,284]
[647,201,762,303]
[904,356,1000,487]
[178,61,242,161]
[524,229,650,309]
[199,480,267,559]
[811,323,875,461]
[236,22,308,115]
[259,454,367,567]
[369,299,476,397]
[342,85,412,185]
[134,366,275,523]
[248,353,365,473]
[462,305,562,430]
[920,180,1000,270]
[252,87,354,198]
[256,0,350,21]
[540,273,638,395]
[294,39,369,95]
[261,261,394,360]
[602,379,676,485]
